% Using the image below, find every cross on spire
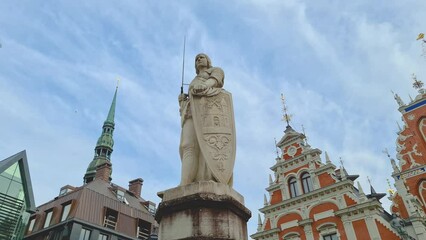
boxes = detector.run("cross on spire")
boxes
[281,93,292,127]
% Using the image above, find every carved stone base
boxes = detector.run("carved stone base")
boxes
[155,181,251,240]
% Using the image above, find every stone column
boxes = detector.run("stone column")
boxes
[299,219,314,240]
[155,181,251,240]
[365,216,381,240]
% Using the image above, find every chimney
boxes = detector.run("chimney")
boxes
[129,178,143,197]
[95,162,112,182]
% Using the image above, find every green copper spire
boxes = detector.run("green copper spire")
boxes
[84,86,118,184]
[105,86,117,124]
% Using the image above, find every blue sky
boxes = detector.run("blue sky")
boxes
[1,0,425,237]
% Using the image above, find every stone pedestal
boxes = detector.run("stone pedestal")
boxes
[155,181,251,240]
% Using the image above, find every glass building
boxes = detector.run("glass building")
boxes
[0,150,35,240]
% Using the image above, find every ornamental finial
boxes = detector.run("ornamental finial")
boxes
[274,138,280,159]
[367,176,372,186]
[116,76,120,89]
[412,73,424,90]
[417,33,426,57]
[281,93,292,127]
[387,178,395,195]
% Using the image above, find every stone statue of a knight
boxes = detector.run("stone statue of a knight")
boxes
[178,53,236,186]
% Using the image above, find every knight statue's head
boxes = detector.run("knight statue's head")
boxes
[195,53,212,74]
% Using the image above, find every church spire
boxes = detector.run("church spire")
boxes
[105,85,118,125]
[84,86,118,184]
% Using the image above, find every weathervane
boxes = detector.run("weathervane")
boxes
[417,33,426,57]
[412,73,423,89]
[281,93,292,127]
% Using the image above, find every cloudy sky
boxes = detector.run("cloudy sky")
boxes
[1,0,425,236]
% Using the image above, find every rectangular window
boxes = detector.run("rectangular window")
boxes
[43,210,53,228]
[289,178,299,198]
[98,233,108,240]
[323,233,338,240]
[61,202,72,221]
[116,190,125,201]
[28,218,36,232]
[79,228,91,240]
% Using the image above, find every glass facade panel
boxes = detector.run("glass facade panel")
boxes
[0,161,29,240]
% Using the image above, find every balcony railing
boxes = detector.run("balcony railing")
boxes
[103,216,116,230]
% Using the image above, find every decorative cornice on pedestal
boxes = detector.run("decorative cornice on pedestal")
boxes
[260,180,354,214]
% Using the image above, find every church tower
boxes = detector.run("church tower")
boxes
[388,75,426,239]
[84,86,117,183]
[251,94,402,240]
[24,85,158,240]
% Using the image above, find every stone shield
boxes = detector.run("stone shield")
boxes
[191,90,236,184]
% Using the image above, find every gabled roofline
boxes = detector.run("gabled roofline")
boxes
[0,150,36,213]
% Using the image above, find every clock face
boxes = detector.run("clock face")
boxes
[287,146,297,157]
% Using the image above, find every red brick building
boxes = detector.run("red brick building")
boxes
[387,77,426,239]
[251,98,404,239]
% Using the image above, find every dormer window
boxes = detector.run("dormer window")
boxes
[115,189,129,205]
[116,190,124,201]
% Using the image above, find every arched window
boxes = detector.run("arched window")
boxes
[301,172,313,193]
[288,177,299,198]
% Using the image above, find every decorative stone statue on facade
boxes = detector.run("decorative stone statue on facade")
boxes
[178,53,235,186]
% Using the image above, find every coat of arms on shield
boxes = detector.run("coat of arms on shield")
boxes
[191,90,236,184]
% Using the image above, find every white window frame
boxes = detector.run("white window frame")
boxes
[61,202,72,221]
[316,223,340,240]
[43,210,53,228]
[28,218,36,232]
